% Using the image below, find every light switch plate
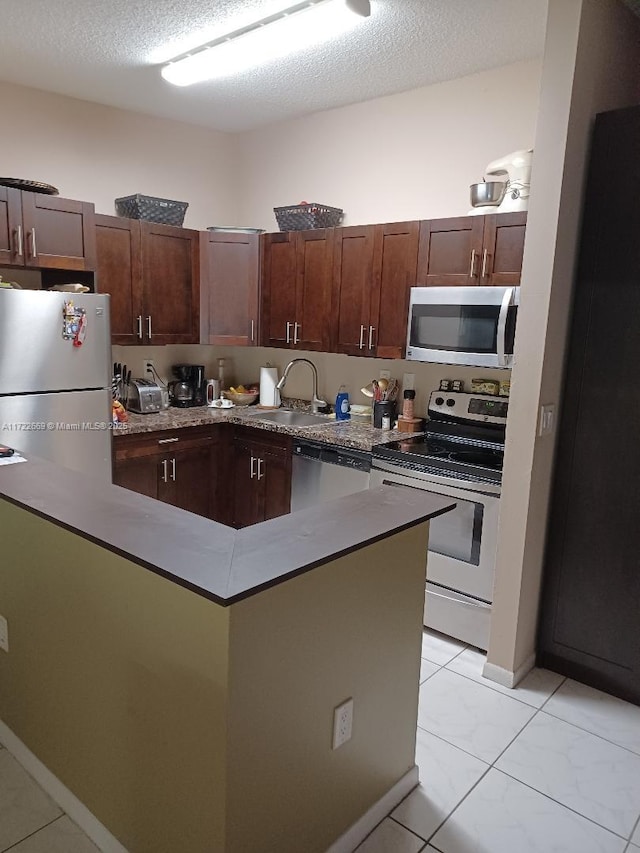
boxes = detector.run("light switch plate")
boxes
[539,403,556,437]
[403,373,415,391]
[379,369,391,380]
[0,615,8,653]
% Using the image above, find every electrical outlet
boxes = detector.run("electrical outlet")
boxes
[538,403,556,437]
[332,698,353,750]
[144,359,154,376]
[403,373,415,391]
[0,615,8,653]
[379,369,391,381]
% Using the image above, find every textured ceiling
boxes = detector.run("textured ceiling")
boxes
[0,0,548,132]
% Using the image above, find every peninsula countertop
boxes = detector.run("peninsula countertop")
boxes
[0,455,455,606]
[114,405,424,451]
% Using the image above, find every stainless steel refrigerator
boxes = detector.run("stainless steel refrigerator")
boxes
[0,289,113,481]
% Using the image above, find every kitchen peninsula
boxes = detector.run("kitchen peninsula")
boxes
[0,454,454,853]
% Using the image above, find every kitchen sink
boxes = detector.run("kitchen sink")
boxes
[245,409,331,427]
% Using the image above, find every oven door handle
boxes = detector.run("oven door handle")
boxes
[371,462,501,497]
[496,286,515,367]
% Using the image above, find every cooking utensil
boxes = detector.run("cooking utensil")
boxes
[385,378,399,401]
[469,181,506,208]
[360,383,374,398]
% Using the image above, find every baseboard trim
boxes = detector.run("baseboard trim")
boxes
[483,652,536,688]
[325,766,419,853]
[0,719,128,853]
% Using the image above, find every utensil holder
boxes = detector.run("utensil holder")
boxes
[373,401,397,429]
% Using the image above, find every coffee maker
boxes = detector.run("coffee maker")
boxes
[169,364,205,407]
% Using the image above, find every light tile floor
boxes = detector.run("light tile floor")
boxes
[1,629,639,853]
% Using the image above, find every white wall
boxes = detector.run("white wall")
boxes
[487,0,640,679]
[0,80,239,231]
[236,59,542,230]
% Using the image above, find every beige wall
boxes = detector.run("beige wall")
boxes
[236,59,542,230]
[0,80,239,231]
[488,0,640,675]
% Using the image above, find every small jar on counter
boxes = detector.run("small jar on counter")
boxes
[402,389,416,420]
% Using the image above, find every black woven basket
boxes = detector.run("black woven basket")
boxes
[274,203,343,231]
[115,194,188,227]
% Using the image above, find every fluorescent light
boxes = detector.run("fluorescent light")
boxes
[161,0,371,87]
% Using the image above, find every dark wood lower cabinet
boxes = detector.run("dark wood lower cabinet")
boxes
[232,428,292,528]
[113,424,291,529]
[113,426,220,520]
[538,106,640,706]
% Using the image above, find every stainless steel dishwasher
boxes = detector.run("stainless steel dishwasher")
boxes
[290,439,371,513]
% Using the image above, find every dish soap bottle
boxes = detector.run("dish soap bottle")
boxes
[335,385,350,421]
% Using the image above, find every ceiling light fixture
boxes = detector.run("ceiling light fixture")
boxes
[161,0,371,87]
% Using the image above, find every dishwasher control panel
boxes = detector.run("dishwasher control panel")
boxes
[293,440,371,472]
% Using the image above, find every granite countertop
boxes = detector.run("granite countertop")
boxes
[114,404,424,451]
[0,456,455,606]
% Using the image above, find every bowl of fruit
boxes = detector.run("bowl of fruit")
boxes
[222,384,259,406]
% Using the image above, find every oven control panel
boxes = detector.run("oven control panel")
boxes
[428,390,508,426]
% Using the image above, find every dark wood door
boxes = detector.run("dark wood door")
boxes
[20,193,97,271]
[95,215,144,345]
[261,233,297,348]
[141,223,200,344]
[113,455,158,499]
[201,231,260,346]
[232,441,263,528]
[370,221,420,359]
[481,212,527,285]
[538,107,640,705]
[331,226,375,356]
[294,230,334,351]
[262,445,292,521]
[158,446,213,519]
[0,187,23,266]
[417,216,484,287]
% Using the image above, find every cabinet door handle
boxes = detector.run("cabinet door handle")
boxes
[286,321,291,344]
[368,325,375,351]
[147,316,152,340]
[161,459,168,483]
[170,458,176,481]
[158,437,179,445]
[294,322,300,345]
[30,228,37,259]
[15,225,23,258]
[250,455,256,479]
[136,315,143,340]
[250,319,255,342]
[257,458,264,480]
[359,324,365,349]
[481,249,489,279]
[469,248,478,278]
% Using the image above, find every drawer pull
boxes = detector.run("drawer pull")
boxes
[158,437,179,445]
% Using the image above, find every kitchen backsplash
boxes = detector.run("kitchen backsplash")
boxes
[112,345,511,416]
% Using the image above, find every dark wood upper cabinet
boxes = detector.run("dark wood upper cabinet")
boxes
[417,213,527,288]
[261,230,333,351]
[261,232,297,348]
[200,230,260,346]
[95,217,200,345]
[370,221,420,358]
[332,226,375,356]
[417,216,485,287]
[481,212,527,285]
[0,189,96,271]
[95,214,143,345]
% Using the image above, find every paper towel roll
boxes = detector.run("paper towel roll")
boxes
[260,366,281,408]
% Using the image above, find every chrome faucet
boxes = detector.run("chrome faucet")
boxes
[276,358,328,414]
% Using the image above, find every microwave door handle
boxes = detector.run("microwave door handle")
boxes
[496,287,514,367]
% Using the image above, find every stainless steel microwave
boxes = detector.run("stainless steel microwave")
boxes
[406,286,520,368]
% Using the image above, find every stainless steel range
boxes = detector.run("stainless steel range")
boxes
[370,390,507,650]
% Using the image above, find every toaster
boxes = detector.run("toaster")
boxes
[127,378,163,414]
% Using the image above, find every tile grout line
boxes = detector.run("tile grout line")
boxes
[388,814,429,844]
[415,722,493,767]
[441,663,566,710]
[626,811,640,844]
[1,814,65,853]
[539,706,640,758]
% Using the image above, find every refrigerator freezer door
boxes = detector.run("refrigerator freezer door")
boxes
[0,390,113,482]
[0,290,111,394]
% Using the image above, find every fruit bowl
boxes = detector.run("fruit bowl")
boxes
[222,386,259,406]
